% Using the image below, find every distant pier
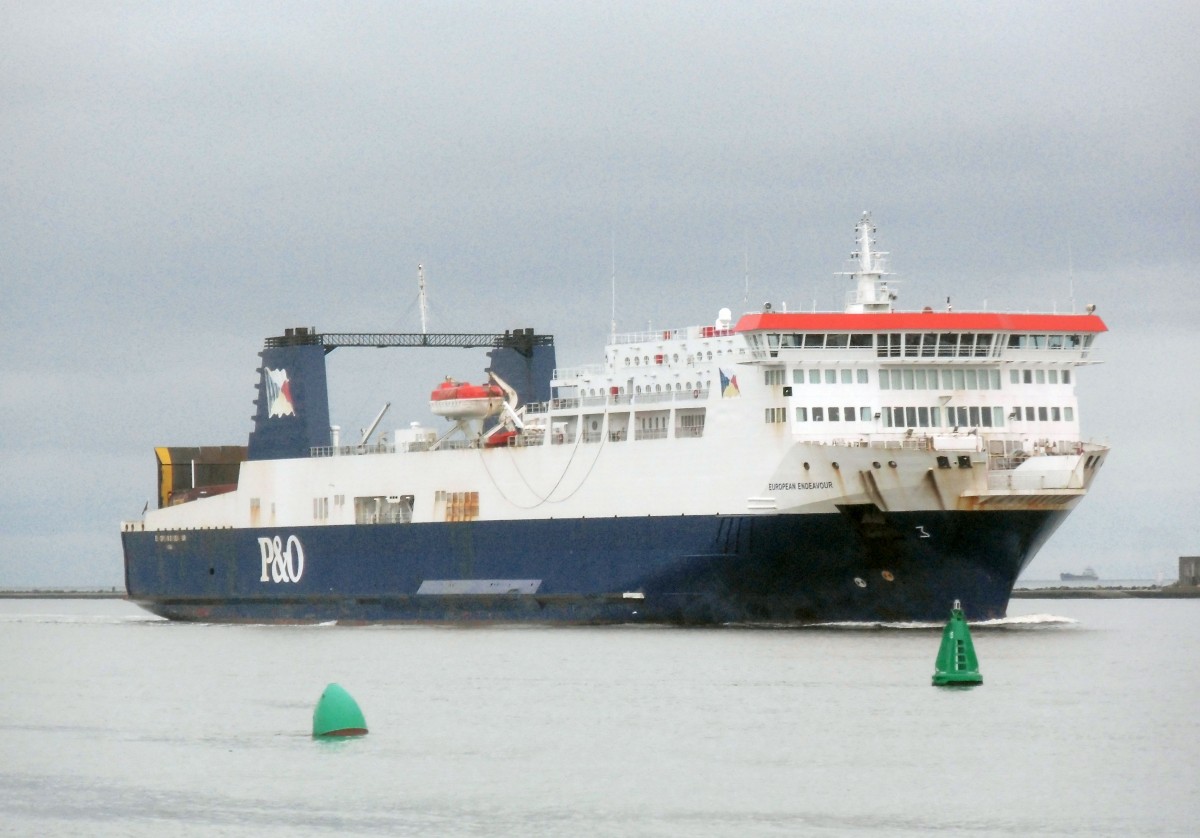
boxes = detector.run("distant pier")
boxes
[1011,586,1200,599]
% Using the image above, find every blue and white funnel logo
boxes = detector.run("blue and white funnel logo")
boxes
[264,368,296,418]
[258,535,305,583]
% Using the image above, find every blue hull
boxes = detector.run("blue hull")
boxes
[122,508,1066,624]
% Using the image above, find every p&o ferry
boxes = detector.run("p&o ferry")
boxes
[121,214,1108,623]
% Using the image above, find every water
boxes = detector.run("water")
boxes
[2,598,1197,836]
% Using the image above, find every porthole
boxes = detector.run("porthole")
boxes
[832,462,840,470]
[881,570,894,582]
[803,462,810,470]
[888,460,898,468]
[872,461,881,469]
[853,577,867,588]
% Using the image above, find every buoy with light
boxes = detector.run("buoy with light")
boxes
[932,600,983,687]
[312,683,368,737]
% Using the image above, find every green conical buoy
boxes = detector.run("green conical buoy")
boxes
[313,683,368,737]
[932,600,983,687]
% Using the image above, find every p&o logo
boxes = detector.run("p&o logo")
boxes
[258,534,305,583]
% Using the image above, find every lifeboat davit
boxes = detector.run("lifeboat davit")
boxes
[429,378,505,420]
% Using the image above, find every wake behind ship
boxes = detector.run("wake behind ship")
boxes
[121,215,1108,624]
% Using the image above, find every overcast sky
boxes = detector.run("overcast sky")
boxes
[2,1,1197,587]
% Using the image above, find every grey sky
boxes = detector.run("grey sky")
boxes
[2,2,1197,586]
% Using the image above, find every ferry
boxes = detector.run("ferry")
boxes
[121,214,1108,623]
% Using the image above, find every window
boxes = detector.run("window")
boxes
[1010,369,1020,384]
[905,406,917,427]
[1025,406,1035,421]
[860,407,871,422]
[825,369,836,384]
[813,407,825,421]
[1065,406,1074,421]
[857,369,869,384]
[809,369,820,384]
[1036,369,1046,384]
[902,369,914,389]
[764,407,787,423]
[965,369,978,389]
[765,369,785,386]
[918,406,930,427]
[793,369,805,384]
[1049,370,1059,384]
[891,370,902,390]
[1023,370,1032,384]
[880,372,890,390]
[1064,370,1071,384]
[845,406,854,422]
[990,369,1001,389]
[829,407,841,421]
[931,406,941,427]
[1038,406,1049,421]
[914,369,927,389]
[841,369,852,384]
[1052,407,1061,421]
[827,334,849,348]
[992,406,1004,427]
[795,407,808,421]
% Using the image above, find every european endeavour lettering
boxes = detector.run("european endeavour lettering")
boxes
[767,481,835,491]
[258,535,305,583]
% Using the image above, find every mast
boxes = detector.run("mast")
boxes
[840,211,894,313]
[418,264,429,334]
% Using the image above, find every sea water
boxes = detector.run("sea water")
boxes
[1,598,1197,837]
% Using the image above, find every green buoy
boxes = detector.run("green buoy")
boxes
[312,683,368,737]
[932,600,983,687]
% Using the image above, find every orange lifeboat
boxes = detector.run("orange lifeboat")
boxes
[429,378,505,420]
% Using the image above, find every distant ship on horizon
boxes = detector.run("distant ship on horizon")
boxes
[1060,567,1099,582]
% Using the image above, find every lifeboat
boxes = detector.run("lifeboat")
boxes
[429,378,506,420]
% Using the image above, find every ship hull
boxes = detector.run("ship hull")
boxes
[123,507,1066,624]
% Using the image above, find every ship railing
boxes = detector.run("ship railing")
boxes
[553,364,606,380]
[867,437,933,451]
[581,430,604,443]
[634,427,669,441]
[311,442,397,458]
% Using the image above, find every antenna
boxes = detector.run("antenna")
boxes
[1068,242,1076,313]
[610,231,616,341]
[743,239,749,307]
[417,264,429,334]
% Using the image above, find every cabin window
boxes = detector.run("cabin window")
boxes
[809,369,820,384]
[917,407,930,427]
[965,369,978,389]
[793,368,805,384]
[813,407,825,421]
[860,407,872,422]
[1010,369,1019,384]
[902,369,914,389]
[1064,370,1071,384]
[829,407,841,421]
[857,369,869,384]
[914,369,927,390]
[1036,369,1046,384]
[1049,370,1059,384]
[931,407,942,427]
[953,369,966,390]
[1038,407,1049,421]
[1052,407,1061,421]
[880,372,890,390]
[890,370,902,389]
[1065,406,1074,421]
[904,406,917,427]
[840,369,852,384]
[795,407,808,421]
[824,369,836,384]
